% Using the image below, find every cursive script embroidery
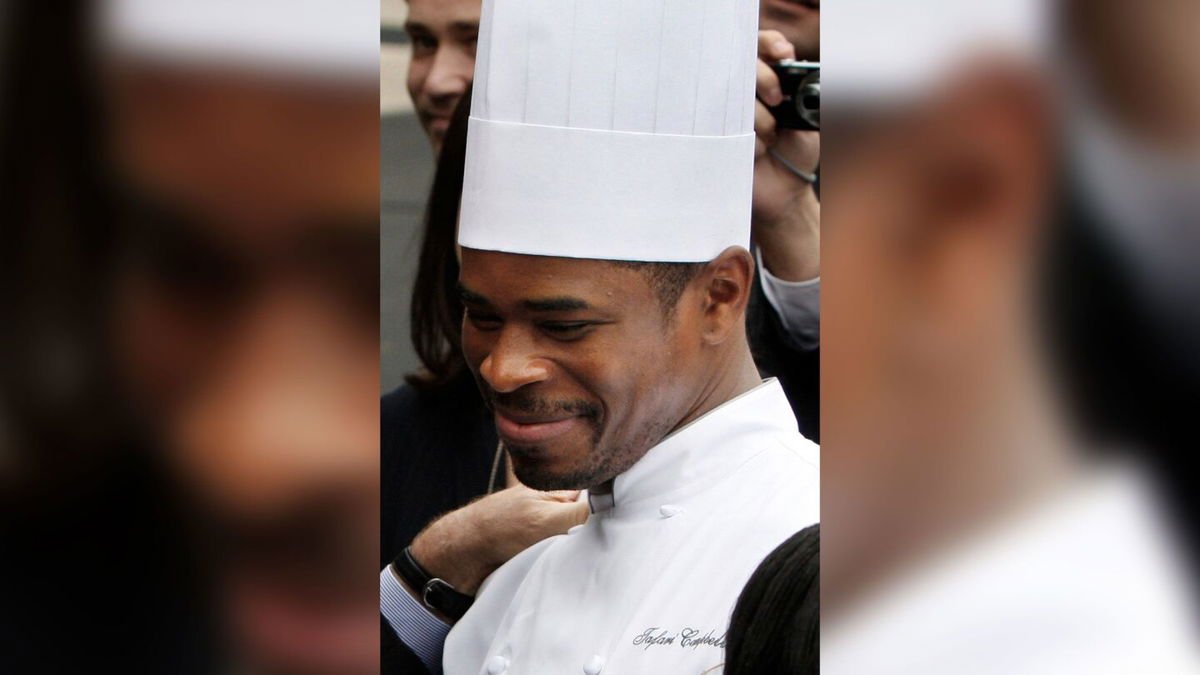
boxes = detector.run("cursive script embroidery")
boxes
[631,627,727,652]
[632,628,676,651]
[680,628,727,650]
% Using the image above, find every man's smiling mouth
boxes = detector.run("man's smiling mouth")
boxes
[494,409,584,444]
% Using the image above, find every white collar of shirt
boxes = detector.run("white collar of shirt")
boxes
[585,378,800,515]
[823,461,1200,672]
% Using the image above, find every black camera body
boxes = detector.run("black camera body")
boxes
[768,60,819,131]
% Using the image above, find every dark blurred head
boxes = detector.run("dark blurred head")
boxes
[724,524,820,675]
[405,0,479,155]
[99,47,380,675]
[458,246,754,490]
[760,0,820,61]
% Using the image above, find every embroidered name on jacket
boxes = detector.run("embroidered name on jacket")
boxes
[632,627,728,651]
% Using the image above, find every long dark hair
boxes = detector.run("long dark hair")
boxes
[406,87,473,390]
[724,524,820,674]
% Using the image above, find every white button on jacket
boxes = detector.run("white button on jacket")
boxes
[484,655,507,675]
[582,654,604,674]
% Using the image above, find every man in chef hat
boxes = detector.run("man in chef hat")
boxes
[97,2,381,674]
[387,0,820,672]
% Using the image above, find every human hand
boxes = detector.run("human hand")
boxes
[408,485,588,596]
[754,30,820,282]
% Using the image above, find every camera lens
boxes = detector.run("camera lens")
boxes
[798,77,820,129]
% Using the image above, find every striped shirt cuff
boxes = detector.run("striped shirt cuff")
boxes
[381,566,450,674]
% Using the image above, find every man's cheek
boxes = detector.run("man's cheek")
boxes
[406,66,428,105]
[461,341,487,374]
[457,325,481,362]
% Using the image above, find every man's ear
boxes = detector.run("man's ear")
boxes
[902,65,1054,318]
[926,67,1051,238]
[697,246,755,345]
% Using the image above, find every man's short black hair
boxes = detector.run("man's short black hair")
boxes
[613,261,706,314]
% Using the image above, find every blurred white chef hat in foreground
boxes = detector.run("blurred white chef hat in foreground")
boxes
[99,0,378,80]
[822,0,1048,107]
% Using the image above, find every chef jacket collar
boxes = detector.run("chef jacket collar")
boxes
[586,378,800,515]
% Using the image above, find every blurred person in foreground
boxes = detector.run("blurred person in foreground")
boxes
[2,4,216,671]
[1050,0,1200,573]
[820,0,1200,671]
[8,3,381,673]
[97,1,381,674]
[388,0,819,672]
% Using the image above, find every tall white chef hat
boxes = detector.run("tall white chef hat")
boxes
[823,0,1047,107]
[458,0,760,263]
[99,0,378,79]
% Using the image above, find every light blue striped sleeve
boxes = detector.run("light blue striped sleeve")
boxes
[381,566,450,674]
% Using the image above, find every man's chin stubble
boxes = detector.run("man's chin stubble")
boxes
[507,446,606,491]
[504,415,676,491]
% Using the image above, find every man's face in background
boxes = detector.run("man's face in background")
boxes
[104,62,381,675]
[760,0,820,60]
[405,0,480,154]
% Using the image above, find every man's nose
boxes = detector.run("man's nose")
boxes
[479,329,551,394]
[423,45,472,100]
[171,289,378,515]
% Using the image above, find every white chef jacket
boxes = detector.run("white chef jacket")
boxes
[443,378,820,675]
[823,463,1200,674]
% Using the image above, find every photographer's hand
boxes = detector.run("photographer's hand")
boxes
[754,30,820,283]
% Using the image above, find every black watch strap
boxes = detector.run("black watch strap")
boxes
[391,546,475,621]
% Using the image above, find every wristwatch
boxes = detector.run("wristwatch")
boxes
[391,546,475,621]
